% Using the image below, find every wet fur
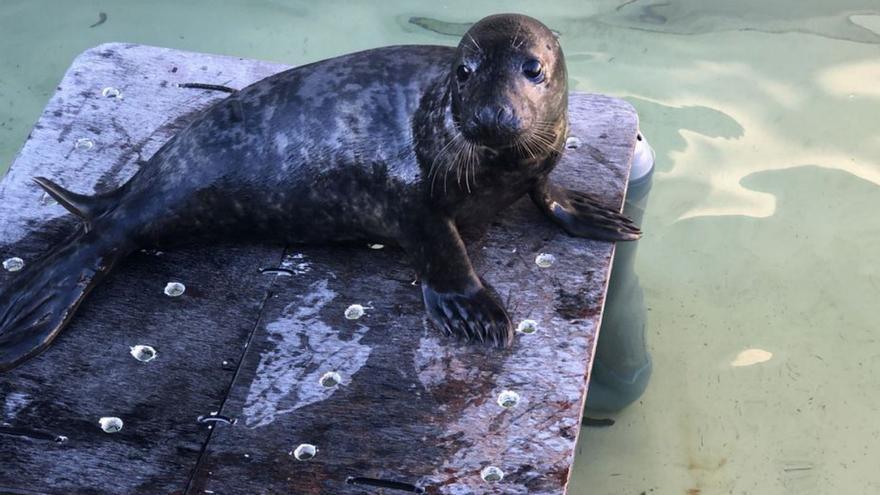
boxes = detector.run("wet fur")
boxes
[0,14,640,371]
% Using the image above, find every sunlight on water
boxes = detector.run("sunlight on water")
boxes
[1,0,879,493]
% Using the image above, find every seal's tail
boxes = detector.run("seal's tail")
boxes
[0,179,132,371]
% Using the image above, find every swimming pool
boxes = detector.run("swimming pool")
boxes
[2,1,878,493]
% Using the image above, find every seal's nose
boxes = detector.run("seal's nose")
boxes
[466,104,520,143]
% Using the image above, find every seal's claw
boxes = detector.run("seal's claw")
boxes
[422,284,513,348]
[533,183,642,242]
[562,189,642,241]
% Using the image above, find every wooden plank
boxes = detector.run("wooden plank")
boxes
[190,100,638,493]
[0,44,288,494]
[0,43,638,495]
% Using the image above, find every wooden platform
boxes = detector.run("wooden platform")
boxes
[0,44,638,495]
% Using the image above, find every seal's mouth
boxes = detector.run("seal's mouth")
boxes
[453,133,502,160]
[455,128,502,150]
[455,118,560,160]
[477,143,501,159]
[452,117,517,154]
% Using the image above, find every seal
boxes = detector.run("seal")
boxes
[0,13,640,371]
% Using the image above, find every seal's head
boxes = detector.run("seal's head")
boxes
[451,14,567,152]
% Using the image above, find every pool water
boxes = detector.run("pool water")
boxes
[2,1,879,493]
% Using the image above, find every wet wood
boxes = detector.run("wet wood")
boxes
[0,43,638,494]
[0,43,289,495]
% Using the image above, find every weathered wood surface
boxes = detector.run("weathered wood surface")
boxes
[0,44,289,495]
[0,43,638,494]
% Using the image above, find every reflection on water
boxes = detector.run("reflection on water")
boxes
[2,0,879,493]
[586,145,654,414]
[596,2,880,44]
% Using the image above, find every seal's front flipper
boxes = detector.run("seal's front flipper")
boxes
[405,218,513,347]
[531,180,642,242]
[0,229,131,371]
[422,284,513,347]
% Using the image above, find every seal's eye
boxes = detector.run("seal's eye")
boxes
[456,64,472,82]
[522,59,544,82]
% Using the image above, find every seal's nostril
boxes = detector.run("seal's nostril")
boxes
[465,105,521,141]
[494,106,519,133]
[475,106,514,130]
[471,108,492,131]
[465,117,480,134]
[477,106,493,126]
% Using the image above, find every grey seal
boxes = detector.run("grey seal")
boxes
[0,13,640,371]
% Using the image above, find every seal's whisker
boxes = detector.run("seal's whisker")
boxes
[468,34,483,54]
[531,139,545,158]
[429,132,461,196]
[517,135,535,160]
[441,136,461,195]
[530,134,547,157]
[442,133,466,195]
[528,137,556,157]
[462,142,473,194]
[532,127,557,138]
[511,136,522,157]
[531,120,564,133]
[517,136,529,158]
[525,130,557,157]
[513,135,526,158]
[519,135,539,160]
[458,140,469,193]
[530,123,562,136]
[511,24,523,49]
[468,142,480,192]
[526,125,561,152]
[469,143,478,190]
[453,136,468,188]
[529,132,558,150]
[534,124,559,134]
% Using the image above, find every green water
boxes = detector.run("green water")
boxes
[2,1,879,493]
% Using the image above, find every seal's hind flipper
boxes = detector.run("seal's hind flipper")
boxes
[0,228,132,371]
[32,177,118,232]
[33,177,98,220]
